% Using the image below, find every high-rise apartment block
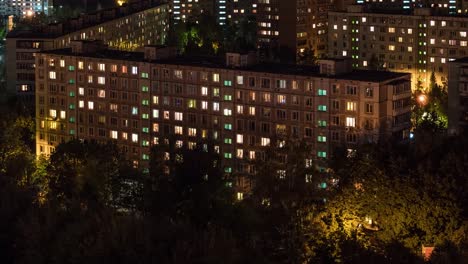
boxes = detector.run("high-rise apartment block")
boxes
[328,6,468,88]
[448,57,468,134]
[256,0,333,62]
[0,0,50,17]
[36,41,412,192]
[170,0,255,25]
[6,0,169,98]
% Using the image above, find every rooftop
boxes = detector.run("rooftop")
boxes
[40,48,410,83]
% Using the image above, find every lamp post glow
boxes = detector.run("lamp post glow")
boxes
[417,94,428,106]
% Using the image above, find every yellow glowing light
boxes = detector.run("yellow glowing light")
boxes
[418,94,428,106]
[117,0,127,6]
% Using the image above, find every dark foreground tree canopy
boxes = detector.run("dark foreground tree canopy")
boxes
[0,111,467,263]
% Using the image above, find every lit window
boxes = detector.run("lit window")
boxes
[98,77,105,84]
[187,99,196,108]
[78,61,84,69]
[236,134,243,144]
[346,101,357,111]
[213,73,220,82]
[249,106,255,116]
[261,137,270,146]
[236,76,244,85]
[213,102,220,111]
[318,89,327,96]
[49,71,56,79]
[317,151,327,158]
[132,107,138,115]
[98,63,105,71]
[152,109,159,118]
[88,101,94,110]
[223,108,232,116]
[318,136,326,142]
[98,89,105,98]
[132,133,138,143]
[237,149,243,158]
[318,105,327,112]
[60,111,66,119]
[201,86,208,96]
[49,109,57,118]
[188,128,197,136]
[110,130,118,139]
[370,26,374,32]
[388,27,395,33]
[78,87,84,95]
[237,105,244,114]
[346,117,356,127]
[202,101,208,110]
[174,126,183,135]
[174,112,183,121]
[131,66,138,75]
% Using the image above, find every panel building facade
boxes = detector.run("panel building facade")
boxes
[448,57,468,134]
[36,42,412,192]
[6,0,168,97]
[328,6,468,88]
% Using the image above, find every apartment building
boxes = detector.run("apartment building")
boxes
[328,6,468,89]
[448,57,468,134]
[0,0,50,17]
[6,0,168,98]
[35,41,411,192]
[256,0,333,62]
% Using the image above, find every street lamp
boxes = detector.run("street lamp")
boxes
[417,94,428,106]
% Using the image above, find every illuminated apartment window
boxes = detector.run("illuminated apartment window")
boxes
[346,117,356,127]
[236,76,243,85]
[213,88,220,97]
[346,101,357,111]
[164,111,170,119]
[213,73,220,82]
[201,86,208,96]
[152,109,159,118]
[318,105,327,112]
[318,120,327,127]
[317,151,327,158]
[78,87,84,96]
[276,95,286,104]
[110,130,118,139]
[131,66,138,75]
[236,105,243,114]
[224,109,232,116]
[79,100,84,108]
[122,65,127,74]
[224,80,232,86]
[388,27,395,33]
[370,26,374,32]
[97,89,105,98]
[237,149,243,158]
[318,136,326,142]
[132,133,138,143]
[152,96,159,105]
[261,137,270,146]
[174,112,183,121]
[78,61,84,69]
[388,45,395,51]
[174,126,183,135]
[88,76,93,83]
[111,64,117,72]
[224,123,232,130]
[49,71,56,79]
[249,106,255,116]
[97,77,105,85]
[49,109,57,118]
[152,123,159,133]
[202,101,208,110]
[88,101,94,110]
[188,128,197,137]
[98,63,105,71]
[224,95,232,101]
[187,99,196,108]
[208,101,217,111]
[60,111,66,119]
[318,89,327,96]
